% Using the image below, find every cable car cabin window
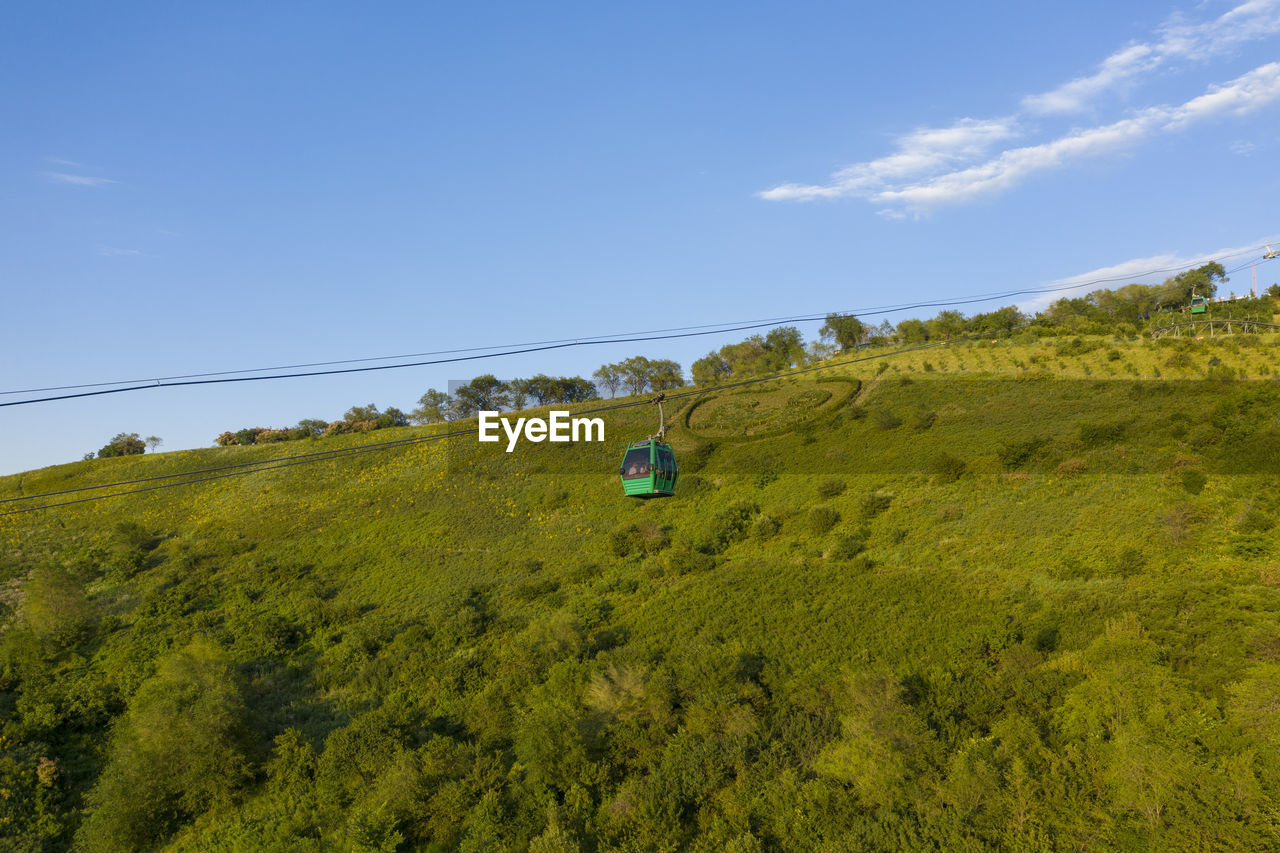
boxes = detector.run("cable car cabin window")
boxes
[621,448,652,479]
[658,448,676,475]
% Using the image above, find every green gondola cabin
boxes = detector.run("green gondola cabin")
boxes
[619,439,678,498]
[1189,295,1208,314]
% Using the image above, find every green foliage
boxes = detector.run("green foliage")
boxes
[873,409,902,430]
[97,432,145,458]
[996,437,1047,469]
[930,451,967,483]
[1181,469,1207,495]
[804,506,840,535]
[911,409,937,430]
[702,501,758,553]
[21,565,95,650]
[693,328,805,384]
[858,491,893,520]
[814,674,937,808]
[816,477,845,498]
[75,640,251,851]
[827,532,865,560]
[9,338,1280,850]
[611,522,669,557]
[1078,420,1126,446]
[820,313,866,351]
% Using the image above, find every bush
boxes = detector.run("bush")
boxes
[930,452,967,484]
[1237,508,1274,533]
[1181,470,1207,495]
[664,544,716,575]
[703,501,758,554]
[859,492,894,520]
[22,565,95,650]
[827,533,865,560]
[753,470,778,489]
[805,507,841,536]
[996,438,1047,469]
[751,514,781,540]
[937,504,964,521]
[874,410,902,431]
[75,641,251,852]
[1055,338,1098,357]
[610,522,671,557]
[611,525,643,557]
[1078,421,1126,446]
[817,478,846,498]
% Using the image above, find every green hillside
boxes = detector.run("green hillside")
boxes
[4,334,1280,851]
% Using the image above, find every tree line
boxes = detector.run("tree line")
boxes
[105,262,1277,454]
[210,358,687,446]
[686,262,1280,386]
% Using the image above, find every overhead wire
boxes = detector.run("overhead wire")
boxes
[4,244,1273,407]
[0,337,962,516]
[3,248,1275,513]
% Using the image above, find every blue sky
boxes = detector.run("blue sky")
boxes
[3,1,1280,475]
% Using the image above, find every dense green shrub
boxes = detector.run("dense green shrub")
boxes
[750,514,781,540]
[804,506,840,535]
[930,452,967,483]
[702,501,758,553]
[996,437,1047,469]
[816,477,846,498]
[1181,469,1207,495]
[75,641,251,852]
[873,409,903,430]
[1078,421,1126,446]
[827,532,865,560]
[859,491,894,520]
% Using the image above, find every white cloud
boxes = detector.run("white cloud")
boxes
[760,2,1280,212]
[1158,0,1280,61]
[873,112,1160,209]
[45,156,83,167]
[42,171,117,187]
[1230,139,1258,154]
[1024,0,1280,115]
[1165,61,1280,127]
[97,246,144,257]
[762,62,1280,213]
[759,117,1017,202]
[1022,43,1159,115]
[1017,238,1275,314]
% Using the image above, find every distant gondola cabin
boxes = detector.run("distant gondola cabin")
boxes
[619,439,678,499]
[1190,296,1208,314]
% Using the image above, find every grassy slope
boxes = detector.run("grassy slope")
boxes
[3,333,1280,851]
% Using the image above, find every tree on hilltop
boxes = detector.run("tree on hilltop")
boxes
[98,433,146,458]
[451,375,509,418]
[411,390,451,424]
[593,364,622,398]
[821,314,866,351]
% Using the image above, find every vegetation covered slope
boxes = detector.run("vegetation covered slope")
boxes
[3,333,1280,851]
